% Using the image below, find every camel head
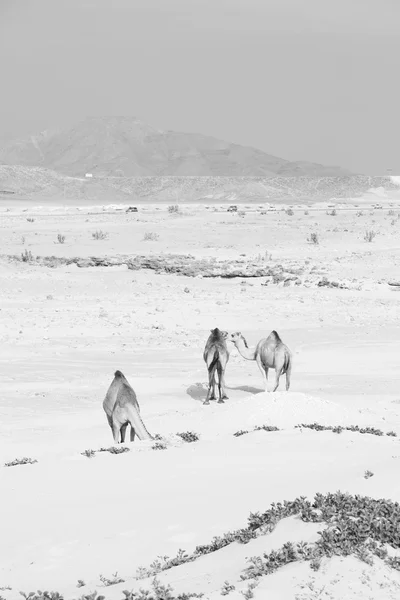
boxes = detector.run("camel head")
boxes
[210,328,229,340]
[229,332,248,347]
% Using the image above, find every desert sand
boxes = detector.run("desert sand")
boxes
[1,197,400,599]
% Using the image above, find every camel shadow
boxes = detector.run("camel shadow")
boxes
[226,385,264,395]
[186,383,263,402]
[186,383,208,402]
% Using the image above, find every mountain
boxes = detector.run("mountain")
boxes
[0,116,353,177]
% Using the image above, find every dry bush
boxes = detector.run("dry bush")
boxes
[307,232,319,245]
[364,230,377,242]
[143,232,159,241]
[92,230,108,240]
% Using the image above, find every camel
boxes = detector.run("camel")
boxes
[203,328,230,405]
[102,370,153,443]
[230,330,292,392]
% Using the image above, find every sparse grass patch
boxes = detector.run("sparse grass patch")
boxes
[286,208,294,216]
[233,430,249,437]
[4,457,38,467]
[143,232,159,241]
[363,230,377,242]
[98,446,130,455]
[21,249,34,262]
[152,443,167,450]
[81,449,96,459]
[356,210,363,217]
[168,204,180,213]
[57,234,66,244]
[307,232,319,245]
[221,581,236,596]
[99,573,125,586]
[176,431,200,443]
[92,230,108,240]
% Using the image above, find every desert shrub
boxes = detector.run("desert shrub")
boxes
[98,446,130,454]
[254,425,279,432]
[240,581,259,599]
[304,210,309,215]
[364,470,374,479]
[326,209,337,216]
[176,431,200,443]
[233,430,249,437]
[133,491,400,586]
[81,449,96,459]
[92,230,108,240]
[21,236,26,244]
[143,232,159,241]
[364,230,377,242]
[356,210,363,217]
[221,581,236,596]
[307,232,319,245]
[21,249,34,262]
[286,208,294,216]
[76,580,86,588]
[294,422,394,437]
[168,205,179,213]
[26,217,35,223]
[4,457,37,467]
[234,425,279,438]
[20,593,63,600]
[99,573,125,586]
[388,209,396,216]
[152,443,167,450]
[57,234,66,244]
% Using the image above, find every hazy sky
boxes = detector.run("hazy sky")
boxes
[1,0,399,173]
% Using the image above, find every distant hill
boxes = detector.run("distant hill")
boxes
[0,116,353,177]
[1,165,398,203]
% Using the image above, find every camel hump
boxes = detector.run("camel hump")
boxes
[114,370,125,378]
[270,330,282,342]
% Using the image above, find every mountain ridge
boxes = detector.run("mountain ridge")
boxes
[0,116,353,178]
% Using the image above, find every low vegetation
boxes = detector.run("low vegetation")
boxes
[168,205,180,213]
[21,249,34,262]
[4,457,38,467]
[176,431,200,443]
[143,232,159,241]
[92,230,108,240]
[307,232,319,245]
[57,234,66,244]
[364,229,377,242]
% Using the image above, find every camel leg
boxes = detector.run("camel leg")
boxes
[256,356,268,392]
[272,367,283,392]
[130,426,136,442]
[285,363,291,391]
[120,423,128,443]
[219,366,229,401]
[217,364,228,403]
[204,366,217,405]
[111,420,121,444]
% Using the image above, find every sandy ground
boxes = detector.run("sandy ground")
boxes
[1,200,400,598]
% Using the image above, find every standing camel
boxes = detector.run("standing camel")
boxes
[103,370,153,443]
[230,330,292,392]
[203,328,230,405]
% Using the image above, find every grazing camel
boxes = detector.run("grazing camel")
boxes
[230,330,292,392]
[203,328,230,405]
[103,370,153,443]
